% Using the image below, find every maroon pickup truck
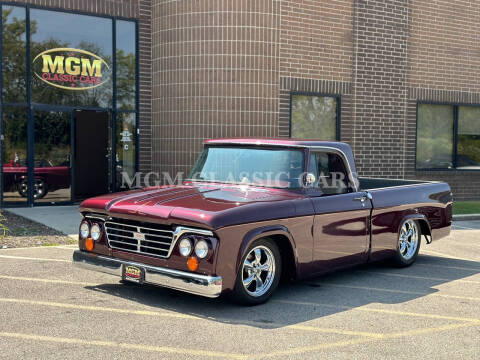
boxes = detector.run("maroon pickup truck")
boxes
[73,139,452,304]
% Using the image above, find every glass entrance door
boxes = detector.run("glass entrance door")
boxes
[33,110,72,204]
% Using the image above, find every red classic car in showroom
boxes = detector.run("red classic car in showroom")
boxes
[73,139,452,305]
[3,159,70,199]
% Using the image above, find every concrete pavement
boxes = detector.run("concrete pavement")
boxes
[6,205,82,237]
[0,227,479,359]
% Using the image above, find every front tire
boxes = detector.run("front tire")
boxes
[392,219,421,267]
[231,238,281,305]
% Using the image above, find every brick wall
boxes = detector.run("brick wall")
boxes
[409,0,480,92]
[279,0,353,82]
[152,0,280,177]
[407,0,480,200]
[147,0,479,199]
[351,0,409,178]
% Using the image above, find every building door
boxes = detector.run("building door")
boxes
[74,110,109,200]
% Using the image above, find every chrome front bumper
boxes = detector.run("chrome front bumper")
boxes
[72,250,222,298]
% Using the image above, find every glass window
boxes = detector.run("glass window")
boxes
[291,95,338,140]
[416,104,454,169]
[116,20,136,110]
[30,9,113,107]
[188,147,305,189]
[458,107,480,170]
[309,152,350,194]
[2,6,27,103]
[2,107,28,204]
[33,110,71,203]
[116,112,136,190]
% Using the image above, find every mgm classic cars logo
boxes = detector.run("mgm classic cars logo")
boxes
[33,47,109,91]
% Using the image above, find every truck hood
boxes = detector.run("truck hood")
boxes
[79,183,305,229]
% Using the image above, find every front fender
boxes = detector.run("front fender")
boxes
[235,225,297,276]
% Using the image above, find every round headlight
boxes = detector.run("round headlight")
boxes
[90,223,102,241]
[80,222,89,239]
[179,238,192,257]
[195,240,209,259]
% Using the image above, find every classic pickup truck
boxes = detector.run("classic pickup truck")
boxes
[73,139,452,305]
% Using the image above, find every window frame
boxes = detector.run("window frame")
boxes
[0,2,140,206]
[415,101,480,172]
[289,91,341,141]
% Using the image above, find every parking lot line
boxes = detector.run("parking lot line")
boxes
[253,321,476,359]
[0,332,247,359]
[0,254,70,262]
[415,262,480,272]
[0,275,98,286]
[273,300,480,323]
[0,297,387,338]
[0,245,75,251]
[356,270,480,284]
[312,282,480,302]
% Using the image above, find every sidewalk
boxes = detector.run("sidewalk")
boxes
[6,205,82,237]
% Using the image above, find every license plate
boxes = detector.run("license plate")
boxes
[123,265,144,283]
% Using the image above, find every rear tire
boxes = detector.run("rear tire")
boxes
[231,238,281,305]
[392,219,421,267]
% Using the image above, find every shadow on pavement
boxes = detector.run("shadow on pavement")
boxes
[84,254,480,329]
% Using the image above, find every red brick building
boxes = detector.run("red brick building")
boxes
[0,0,478,206]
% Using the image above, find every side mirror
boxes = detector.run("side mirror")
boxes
[305,173,316,186]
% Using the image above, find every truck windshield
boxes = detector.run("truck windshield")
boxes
[188,147,305,189]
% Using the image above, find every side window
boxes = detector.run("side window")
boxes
[309,152,350,195]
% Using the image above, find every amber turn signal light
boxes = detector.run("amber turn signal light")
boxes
[187,256,199,272]
[85,238,94,251]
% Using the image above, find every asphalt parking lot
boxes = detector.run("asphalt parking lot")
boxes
[0,221,479,359]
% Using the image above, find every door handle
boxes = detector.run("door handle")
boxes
[354,191,372,204]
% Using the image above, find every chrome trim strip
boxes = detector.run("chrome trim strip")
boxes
[85,215,109,221]
[105,221,173,235]
[73,250,222,298]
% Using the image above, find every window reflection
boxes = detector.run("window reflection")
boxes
[30,9,113,108]
[291,95,338,140]
[34,111,71,203]
[2,6,27,103]
[458,107,480,170]
[416,104,454,169]
[116,112,136,189]
[2,107,28,204]
[116,20,136,110]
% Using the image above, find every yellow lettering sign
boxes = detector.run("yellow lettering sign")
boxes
[81,58,103,77]
[65,57,81,75]
[41,54,64,74]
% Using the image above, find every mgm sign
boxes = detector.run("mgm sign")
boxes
[33,47,110,91]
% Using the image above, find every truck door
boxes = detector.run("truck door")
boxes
[307,151,371,273]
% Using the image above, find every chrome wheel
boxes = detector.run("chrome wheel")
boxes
[398,220,419,261]
[242,245,276,297]
[18,179,48,199]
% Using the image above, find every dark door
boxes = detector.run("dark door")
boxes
[307,151,371,273]
[74,110,109,199]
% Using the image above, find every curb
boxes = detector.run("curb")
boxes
[453,214,480,221]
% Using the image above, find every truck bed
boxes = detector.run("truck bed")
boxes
[359,177,430,191]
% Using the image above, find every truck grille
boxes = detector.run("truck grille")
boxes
[104,219,174,258]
